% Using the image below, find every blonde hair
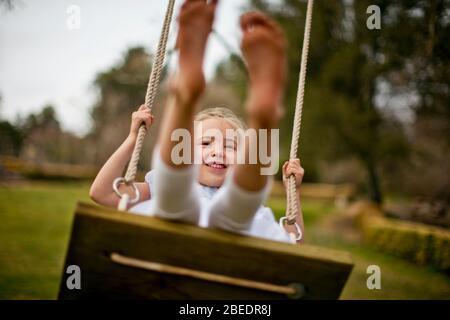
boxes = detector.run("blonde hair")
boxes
[194,106,247,130]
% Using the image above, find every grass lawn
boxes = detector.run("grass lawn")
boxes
[0,181,92,299]
[308,232,450,299]
[0,181,449,299]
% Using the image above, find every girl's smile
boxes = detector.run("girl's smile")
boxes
[196,118,238,187]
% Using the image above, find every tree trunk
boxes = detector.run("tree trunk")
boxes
[366,159,383,204]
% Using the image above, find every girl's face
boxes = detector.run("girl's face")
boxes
[196,118,238,187]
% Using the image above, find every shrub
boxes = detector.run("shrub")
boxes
[353,202,450,273]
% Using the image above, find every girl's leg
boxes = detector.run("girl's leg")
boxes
[209,12,287,231]
[159,0,217,169]
[208,171,292,243]
[151,0,217,223]
[150,146,200,224]
[208,167,273,231]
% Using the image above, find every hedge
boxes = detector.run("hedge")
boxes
[351,202,450,273]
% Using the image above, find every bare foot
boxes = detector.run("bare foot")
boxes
[173,0,218,106]
[240,11,287,128]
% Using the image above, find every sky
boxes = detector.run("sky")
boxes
[0,0,248,135]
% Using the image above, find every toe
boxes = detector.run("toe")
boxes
[240,11,280,32]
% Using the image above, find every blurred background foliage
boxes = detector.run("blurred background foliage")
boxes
[1,0,449,206]
[1,0,449,300]
[0,0,450,202]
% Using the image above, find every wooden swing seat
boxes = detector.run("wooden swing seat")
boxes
[58,202,354,300]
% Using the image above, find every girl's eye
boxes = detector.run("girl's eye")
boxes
[225,140,237,150]
[201,141,211,146]
[225,144,236,150]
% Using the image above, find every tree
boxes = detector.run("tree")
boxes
[87,47,166,168]
[0,120,23,156]
[0,92,18,155]
[215,0,449,204]
[0,0,15,11]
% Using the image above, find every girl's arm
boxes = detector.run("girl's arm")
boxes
[282,159,305,243]
[89,105,154,208]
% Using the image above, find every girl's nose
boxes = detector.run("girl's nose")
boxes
[210,143,224,159]
[211,149,223,158]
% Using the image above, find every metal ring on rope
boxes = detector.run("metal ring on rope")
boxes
[279,217,303,242]
[113,177,140,205]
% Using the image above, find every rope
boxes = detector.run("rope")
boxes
[285,0,314,229]
[123,0,176,184]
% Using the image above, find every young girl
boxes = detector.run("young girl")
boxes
[89,0,305,243]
